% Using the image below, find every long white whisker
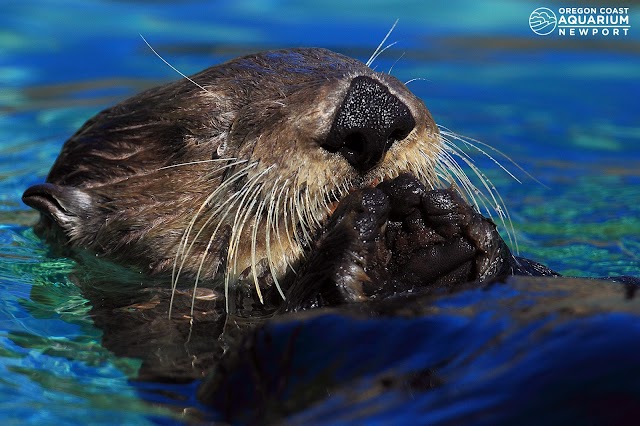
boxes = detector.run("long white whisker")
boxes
[266,177,287,299]
[440,128,521,184]
[366,19,399,67]
[438,140,517,251]
[276,181,299,275]
[293,179,313,246]
[169,161,255,318]
[368,41,398,68]
[388,52,405,75]
[191,189,248,315]
[250,189,270,304]
[159,157,239,171]
[438,125,546,188]
[304,178,322,229]
[140,34,209,93]
[172,160,252,288]
[224,165,275,311]
[282,186,299,260]
[439,147,488,213]
[172,160,248,262]
[405,77,430,85]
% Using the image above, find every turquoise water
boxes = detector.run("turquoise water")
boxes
[1,0,639,423]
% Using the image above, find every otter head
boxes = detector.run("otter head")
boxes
[23,48,445,307]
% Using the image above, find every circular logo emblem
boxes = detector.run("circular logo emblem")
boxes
[529,7,557,35]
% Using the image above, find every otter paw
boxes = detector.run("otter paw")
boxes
[282,174,513,311]
[378,173,512,290]
[281,186,392,311]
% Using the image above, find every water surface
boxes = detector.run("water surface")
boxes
[1,0,639,423]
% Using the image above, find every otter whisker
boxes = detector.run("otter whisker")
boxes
[333,185,343,203]
[319,185,331,215]
[140,34,209,94]
[215,182,260,312]
[303,181,314,228]
[439,128,522,184]
[265,177,287,299]
[285,185,298,254]
[301,186,318,244]
[366,18,399,67]
[304,179,322,229]
[438,128,525,249]
[388,52,405,75]
[291,186,306,247]
[172,159,250,275]
[433,149,482,208]
[172,160,245,274]
[172,160,254,288]
[174,183,251,318]
[439,126,544,187]
[178,191,239,319]
[159,157,240,171]
[436,140,517,251]
[339,181,349,198]
[224,165,275,311]
[223,173,265,304]
[231,195,259,290]
[275,180,299,276]
[190,191,246,315]
[439,147,498,227]
[414,150,440,187]
[281,185,302,263]
[250,189,270,303]
[320,172,336,212]
[292,176,314,248]
[436,149,497,226]
[178,161,255,252]
[404,77,430,86]
[368,42,398,71]
[453,152,516,250]
[170,161,257,318]
[439,137,507,216]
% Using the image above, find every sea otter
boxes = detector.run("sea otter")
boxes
[22,47,555,315]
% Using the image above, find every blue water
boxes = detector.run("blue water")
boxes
[1,0,639,424]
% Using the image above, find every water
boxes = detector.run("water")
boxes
[1,0,639,424]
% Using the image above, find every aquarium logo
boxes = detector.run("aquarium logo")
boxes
[529,7,631,37]
[529,7,557,35]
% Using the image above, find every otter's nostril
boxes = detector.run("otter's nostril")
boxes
[323,75,416,173]
[343,132,367,156]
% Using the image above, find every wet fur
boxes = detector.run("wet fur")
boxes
[23,48,512,313]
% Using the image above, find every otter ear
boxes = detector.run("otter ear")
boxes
[22,183,93,231]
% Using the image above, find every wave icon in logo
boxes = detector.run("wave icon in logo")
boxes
[529,7,557,35]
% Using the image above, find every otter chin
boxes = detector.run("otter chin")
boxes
[22,47,547,313]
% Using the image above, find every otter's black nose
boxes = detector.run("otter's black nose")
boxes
[323,76,415,172]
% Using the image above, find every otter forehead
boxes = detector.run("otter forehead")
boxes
[209,48,372,85]
[225,48,363,75]
[196,48,423,121]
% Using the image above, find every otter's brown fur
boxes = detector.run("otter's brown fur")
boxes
[23,48,443,302]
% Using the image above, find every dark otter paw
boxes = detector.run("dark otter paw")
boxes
[377,173,512,289]
[281,186,392,310]
[282,174,514,311]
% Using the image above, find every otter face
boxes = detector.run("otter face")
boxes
[22,48,447,306]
